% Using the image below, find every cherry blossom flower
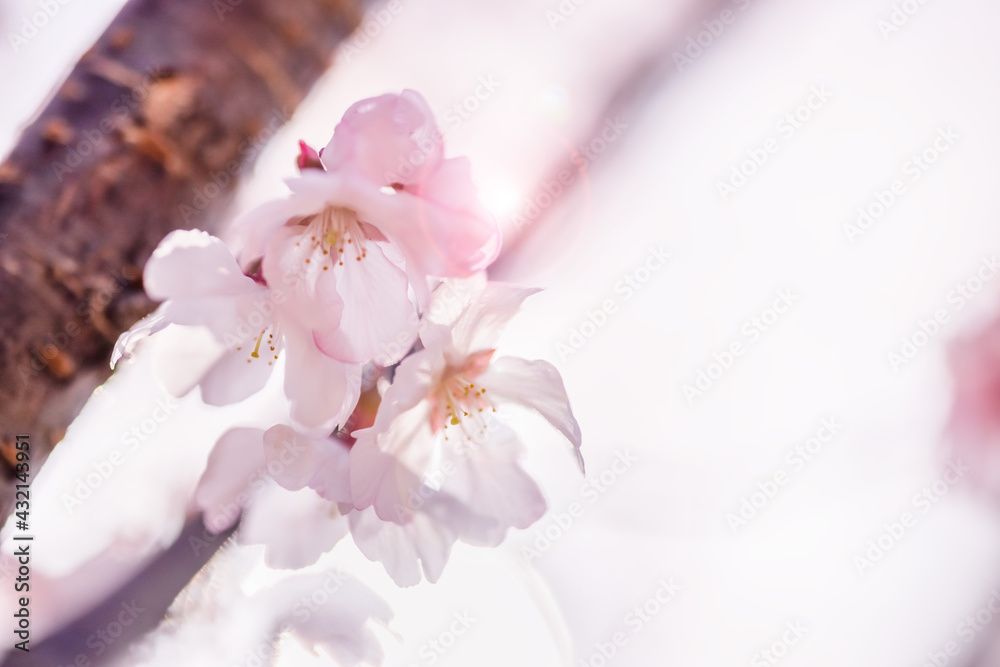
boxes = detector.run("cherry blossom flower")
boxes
[112,229,360,432]
[198,423,498,585]
[318,277,581,583]
[186,273,583,585]
[231,90,500,365]
[192,423,442,584]
[349,277,583,517]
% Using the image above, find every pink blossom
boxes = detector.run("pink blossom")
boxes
[194,424,447,584]
[343,278,583,579]
[231,91,500,364]
[113,230,360,432]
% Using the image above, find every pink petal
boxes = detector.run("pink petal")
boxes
[359,347,442,435]
[396,155,501,274]
[349,410,432,523]
[144,230,253,300]
[229,196,319,266]
[287,168,498,279]
[321,90,443,187]
[282,322,361,431]
[347,351,440,517]
[313,240,418,365]
[262,425,321,491]
[262,225,344,334]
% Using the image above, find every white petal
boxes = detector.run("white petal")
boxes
[349,421,429,523]
[193,428,266,533]
[198,344,277,407]
[268,568,392,663]
[439,426,547,545]
[451,282,541,354]
[348,507,457,586]
[240,482,348,569]
[308,436,354,504]
[111,306,170,369]
[262,425,321,491]
[151,324,227,397]
[360,346,441,436]
[479,356,584,470]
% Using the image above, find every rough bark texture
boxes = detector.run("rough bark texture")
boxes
[0,0,362,491]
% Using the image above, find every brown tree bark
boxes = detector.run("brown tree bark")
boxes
[0,0,363,489]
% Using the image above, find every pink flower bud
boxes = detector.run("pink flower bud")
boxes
[296,140,324,171]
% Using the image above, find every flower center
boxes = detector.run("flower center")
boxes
[296,206,368,271]
[437,373,496,444]
[235,327,280,366]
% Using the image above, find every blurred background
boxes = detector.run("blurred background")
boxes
[4,0,1000,665]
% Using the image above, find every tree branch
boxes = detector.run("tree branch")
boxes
[0,0,363,492]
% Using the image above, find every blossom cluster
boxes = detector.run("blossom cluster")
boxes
[113,90,584,585]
